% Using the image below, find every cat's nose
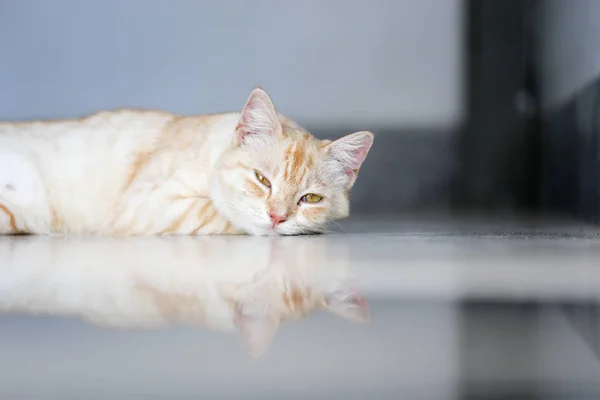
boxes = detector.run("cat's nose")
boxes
[268,211,288,226]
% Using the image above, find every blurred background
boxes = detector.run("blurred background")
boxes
[0,0,465,214]
[2,0,597,223]
[2,0,600,399]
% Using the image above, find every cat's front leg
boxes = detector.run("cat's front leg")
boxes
[109,196,243,235]
[174,197,243,235]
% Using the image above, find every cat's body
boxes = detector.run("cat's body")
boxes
[0,88,373,236]
[0,110,260,235]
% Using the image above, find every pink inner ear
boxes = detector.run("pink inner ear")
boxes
[342,147,367,179]
[344,167,355,179]
[327,131,374,178]
[240,99,259,126]
[235,88,282,145]
[236,100,260,138]
[347,145,370,170]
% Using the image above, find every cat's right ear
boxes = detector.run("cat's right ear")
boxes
[325,131,374,187]
[234,87,283,146]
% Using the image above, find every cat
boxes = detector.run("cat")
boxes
[0,87,374,236]
[0,235,370,357]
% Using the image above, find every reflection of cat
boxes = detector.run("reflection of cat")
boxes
[0,88,373,236]
[0,236,369,356]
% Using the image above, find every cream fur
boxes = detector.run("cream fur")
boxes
[0,88,373,236]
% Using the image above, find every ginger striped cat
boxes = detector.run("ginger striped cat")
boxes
[0,88,373,236]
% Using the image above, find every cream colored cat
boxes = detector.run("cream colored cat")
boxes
[0,88,374,235]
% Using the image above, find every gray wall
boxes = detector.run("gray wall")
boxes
[539,0,600,110]
[538,0,600,220]
[0,0,464,129]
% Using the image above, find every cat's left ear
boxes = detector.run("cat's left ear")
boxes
[235,87,283,146]
[233,301,280,357]
[325,131,374,186]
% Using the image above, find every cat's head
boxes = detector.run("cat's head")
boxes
[211,87,374,235]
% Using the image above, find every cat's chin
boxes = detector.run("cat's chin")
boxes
[238,223,279,236]
[243,224,305,236]
[264,226,321,237]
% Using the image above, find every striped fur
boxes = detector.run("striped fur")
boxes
[0,88,373,236]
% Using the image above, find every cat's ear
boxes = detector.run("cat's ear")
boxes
[233,301,280,357]
[325,284,370,323]
[325,131,374,186]
[235,87,283,146]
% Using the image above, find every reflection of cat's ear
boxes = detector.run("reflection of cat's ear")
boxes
[325,131,374,186]
[325,285,370,323]
[235,87,283,146]
[233,302,280,357]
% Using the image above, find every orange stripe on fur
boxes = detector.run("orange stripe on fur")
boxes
[245,179,265,197]
[191,201,213,234]
[124,150,155,192]
[164,200,197,234]
[0,203,18,232]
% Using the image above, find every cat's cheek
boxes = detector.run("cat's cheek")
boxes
[327,196,349,220]
[245,223,277,236]
[238,202,274,235]
[289,214,323,235]
[299,205,328,224]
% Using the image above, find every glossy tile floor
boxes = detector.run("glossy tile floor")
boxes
[1,217,600,399]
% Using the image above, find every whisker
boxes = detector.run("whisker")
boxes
[330,221,348,234]
[225,198,264,220]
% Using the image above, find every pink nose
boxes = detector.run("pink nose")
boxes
[269,211,287,226]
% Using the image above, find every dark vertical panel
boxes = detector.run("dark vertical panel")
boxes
[457,0,541,212]
[538,2,600,222]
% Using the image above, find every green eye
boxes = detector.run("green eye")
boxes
[255,171,271,188]
[300,193,323,204]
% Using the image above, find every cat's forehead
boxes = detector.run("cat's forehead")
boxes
[279,127,324,151]
[270,128,328,184]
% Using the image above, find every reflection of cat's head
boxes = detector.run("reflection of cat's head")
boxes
[0,235,369,358]
[223,237,370,357]
[210,87,374,236]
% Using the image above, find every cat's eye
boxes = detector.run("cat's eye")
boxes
[299,193,323,204]
[255,171,271,188]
